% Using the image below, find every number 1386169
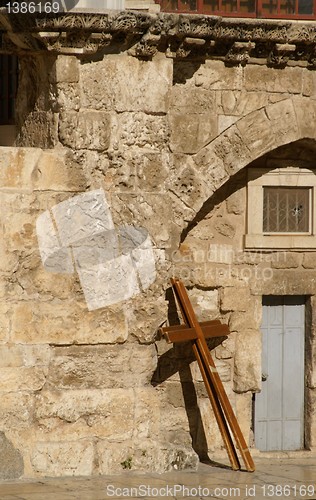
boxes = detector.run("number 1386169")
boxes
[261,484,315,497]
[6,2,61,13]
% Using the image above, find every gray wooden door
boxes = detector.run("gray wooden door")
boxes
[255,296,305,451]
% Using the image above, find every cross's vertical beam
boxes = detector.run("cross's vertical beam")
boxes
[171,278,255,472]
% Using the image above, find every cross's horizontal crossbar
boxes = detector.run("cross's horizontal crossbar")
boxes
[160,320,230,343]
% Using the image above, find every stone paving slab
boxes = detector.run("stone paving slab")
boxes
[0,457,315,500]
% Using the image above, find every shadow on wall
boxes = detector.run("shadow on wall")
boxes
[0,432,24,480]
[151,287,225,463]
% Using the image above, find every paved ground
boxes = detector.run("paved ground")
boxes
[0,457,315,500]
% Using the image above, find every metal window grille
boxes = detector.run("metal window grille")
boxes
[156,0,315,17]
[0,54,18,125]
[263,187,311,233]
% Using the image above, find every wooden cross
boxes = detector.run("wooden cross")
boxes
[159,278,255,472]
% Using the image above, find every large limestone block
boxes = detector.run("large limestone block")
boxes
[47,344,157,389]
[50,55,80,83]
[195,60,242,91]
[169,113,218,154]
[59,111,113,150]
[0,345,51,368]
[220,286,252,312]
[168,160,210,213]
[244,65,302,93]
[81,55,172,113]
[303,253,316,269]
[117,112,169,151]
[0,393,35,430]
[31,440,94,476]
[212,125,252,176]
[171,86,216,114]
[36,389,135,441]
[112,193,172,246]
[0,367,46,393]
[10,301,128,344]
[193,147,228,193]
[265,98,299,147]
[234,329,261,393]
[0,148,86,192]
[97,439,198,474]
[236,108,276,159]
[293,96,316,141]
[133,388,161,439]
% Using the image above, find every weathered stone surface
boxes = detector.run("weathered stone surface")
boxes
[220,287,251,312]
[0,367,47,393]
[195,61,242,91]
[234,329,261,393]
[50,56,79,84]
[10,302,128,344]
[118,112,169,151]
[47,344,157,389]
[169,113,217,154]
[0,432,24,480]
[59,111,112,150]
[244,65,302,94]
[271,252,302,269]
[226,189,245,215]
[3,36,316,478]
[81,55,172,113]
[303,253,316,269]
[31,441,94,476]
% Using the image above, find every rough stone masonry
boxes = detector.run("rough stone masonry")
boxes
[0,9,316,478]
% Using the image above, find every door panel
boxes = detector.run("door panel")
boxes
[255,296,305,451]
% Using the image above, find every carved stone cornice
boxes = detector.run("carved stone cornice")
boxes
[1,9,316,65]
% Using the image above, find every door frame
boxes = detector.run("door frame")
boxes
[254,294,312,451]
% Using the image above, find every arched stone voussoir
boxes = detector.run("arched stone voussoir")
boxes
[193,96,314,208]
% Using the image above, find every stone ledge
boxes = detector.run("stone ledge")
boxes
[1,9,316,64]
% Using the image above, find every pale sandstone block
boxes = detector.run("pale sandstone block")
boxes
[47,344,157,389]
[0,367,46,393]
[195,60,242,91]
[118,112,169,151]
[303,253,316,269]
[187,288,218,321]
[59,111,112,150]
[0,345,50,368]
[271,252,302,269]
[265,98,299,146]
[169,113,217,154]
[234,329,261,393]
[36,389,135,441]
[293,96,316,141]
[193,147,229,192]
[226,189,245,215]
[81,55,172,113]
[244,65,302,93]
[171,86,216,114]
[31,441,94,476]
[212,125,252,176]
[236,108,276,158]
[50,55,79,83]
[56,83,80,111]
[10,301,128,344]
[220,286,252,312]
[236,392,253,446]
[0,393,35,430]
[218,115,238,133]
[258,269,316,296]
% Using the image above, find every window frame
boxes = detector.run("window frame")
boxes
[245,167,316,250]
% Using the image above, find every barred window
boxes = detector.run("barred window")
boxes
[0,54,18,125]
[263,187,311,233]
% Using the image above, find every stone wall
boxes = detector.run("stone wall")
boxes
[1,38,316,477]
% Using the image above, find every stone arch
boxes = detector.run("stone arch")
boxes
[185,96,316,219]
